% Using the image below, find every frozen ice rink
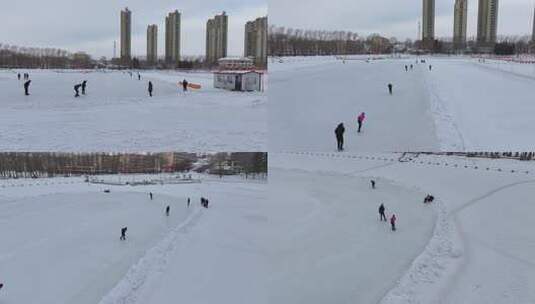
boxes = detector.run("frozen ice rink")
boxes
[0,70,266,152]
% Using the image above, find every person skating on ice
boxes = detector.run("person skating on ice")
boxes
[379,204,387,221]
[148,81,153,97]
[120,227,128,240]
[74,84,82,97]
[357,112,366,133]
[390,214,397,231]
[24,80,31,96]
[81,80,87,95]
[388,83,393,95]
[335,123,345,151]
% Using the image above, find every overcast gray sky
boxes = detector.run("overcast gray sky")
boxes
[1,0,267,58]
[271,0,533,40]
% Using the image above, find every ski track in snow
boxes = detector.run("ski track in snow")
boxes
[421,66,466,152]
[97,205,204,304]
[436,179,535,304]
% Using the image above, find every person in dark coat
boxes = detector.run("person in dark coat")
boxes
[148,81,153,97]
[379,204,386,221]
[120,227,128,240]
[17,73,21,80]
[24,80,31,96]
[182,79,188,92]
[335,123,345,151]
[74,84,82,97]
[149,192,153,200]
[81,80,87,95]
[187,197,190,208]
[388,83,393,95]
[371,180,376,189]
[166,205,170,216]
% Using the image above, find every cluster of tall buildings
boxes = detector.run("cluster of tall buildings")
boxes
[119,8,267,67]
[421,0,509,52]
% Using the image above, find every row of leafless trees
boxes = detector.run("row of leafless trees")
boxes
[268,25,535,56]
[0,43,94,68]
[0,152,268,179]
[268,25,394,56]
[415,35,535,54]
[0,153,197,179]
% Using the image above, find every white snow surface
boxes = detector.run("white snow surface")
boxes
[0,175,267,304]
[270,56,535,152]
[269,152,535,304]
[0,69,266,152]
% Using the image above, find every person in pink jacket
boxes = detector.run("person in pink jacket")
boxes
[390,214,397,231]
[357,112,366,133]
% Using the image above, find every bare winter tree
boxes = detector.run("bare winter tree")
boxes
[268,25,391,57]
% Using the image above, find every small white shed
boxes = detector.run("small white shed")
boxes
[214,70,263,92]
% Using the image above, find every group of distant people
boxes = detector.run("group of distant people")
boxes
[16,72,191,99]
[374,179,436,232]
[17,73,30,81]
[147,79,189,97]
[74,80,88,97]
[18,73,32,96]
[406,60,432,71]
[373,180,398,231]
[332,60,437,151]
[334,112,366,151]
[119,193,207,241]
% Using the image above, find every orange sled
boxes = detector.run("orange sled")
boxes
[179,82,201,90]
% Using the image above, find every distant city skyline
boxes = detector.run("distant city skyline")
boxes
[271,0,531,41]
[0,0,266,58]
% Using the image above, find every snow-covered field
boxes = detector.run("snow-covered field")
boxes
[0,69,266,152]
[0,175,268,304]
[269,152,535,304]
[270,56,535,152]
